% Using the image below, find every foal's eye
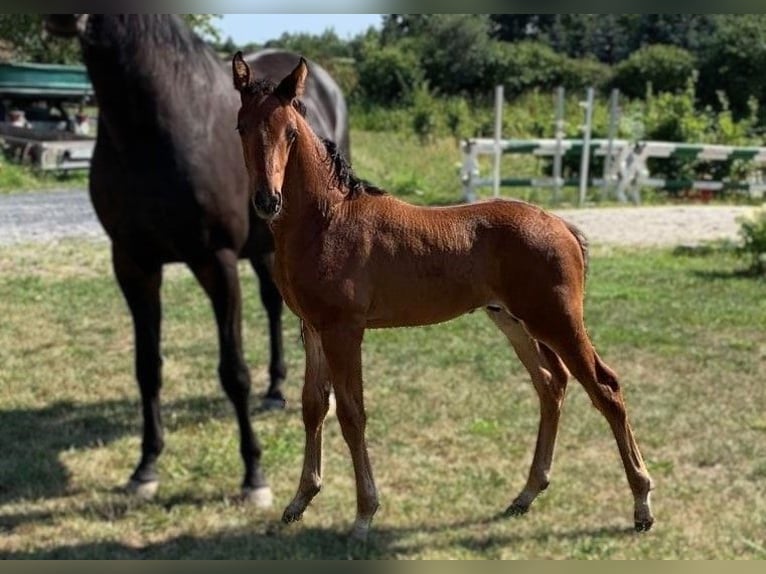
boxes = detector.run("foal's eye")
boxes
[286,127,297,142]
[235,124,244,134]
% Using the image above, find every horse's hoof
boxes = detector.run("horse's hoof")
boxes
[125,478,159,500]
[504,501,529,518]
[634,517,654,532]
[260,396,286,411]
[241,485,273,509]
[282,505,304,524]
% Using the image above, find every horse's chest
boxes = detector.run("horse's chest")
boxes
[273,245,359,325]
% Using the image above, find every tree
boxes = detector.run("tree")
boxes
[698,15,766,118]
[380,14,431,44]
[181,14,221,42]
[490,15,556,42]
[412,15,500,96]
[264,29,353,63]
[634,14,718,55]
[0,14,221,64]
[0,15,81,64]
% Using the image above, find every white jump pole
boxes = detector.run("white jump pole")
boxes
[578,87,594,207]
[553,86,565,204]
[603,88,619,201]
[492,85,504,198]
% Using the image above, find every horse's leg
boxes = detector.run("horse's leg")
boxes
[190,248,271,507]
[321,324,378,541]
[112,246,163,499]
[250,252,286,409]
[527,307,654,531]
[484,309,569,516]
[282,323,331,523]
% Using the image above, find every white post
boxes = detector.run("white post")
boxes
[603,88,619,200]
[461,140,478,203]
[492,85,504,198]
[553,86,565,204]
[578,87,594,207]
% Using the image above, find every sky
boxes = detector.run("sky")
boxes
[217,14,384,44]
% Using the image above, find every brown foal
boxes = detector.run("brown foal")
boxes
[232,54,654,541]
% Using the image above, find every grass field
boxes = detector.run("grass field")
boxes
[0,238,764,559]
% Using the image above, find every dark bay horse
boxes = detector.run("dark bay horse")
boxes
[43,15,349,507]
[232,55,654,539]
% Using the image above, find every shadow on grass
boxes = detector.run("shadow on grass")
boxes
[0,512,637,559]
[0,394,274,506]
[671,242,764,280]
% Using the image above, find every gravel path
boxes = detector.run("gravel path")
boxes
[0,189,756,247]
[554,204,752,247]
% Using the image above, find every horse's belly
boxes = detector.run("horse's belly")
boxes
[365,287,483,329]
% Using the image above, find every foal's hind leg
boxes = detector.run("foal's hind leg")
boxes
[485,309,569,516]
[528,312,654,531]
[191,248,271,508]
[112,246,163,499]
[250,252,287,409]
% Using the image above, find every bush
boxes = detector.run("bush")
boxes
[559,57,613,93]
[612,44,697,99]
[488,42,612,99]
[623,75,761,196]
[354,41,424,106]
[737,207,766,274]
[489,41,566,98]
[410,83,438,143]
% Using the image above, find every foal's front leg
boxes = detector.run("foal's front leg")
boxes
[283,324,331,522]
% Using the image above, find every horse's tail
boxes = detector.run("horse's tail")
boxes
[564,220,590,279]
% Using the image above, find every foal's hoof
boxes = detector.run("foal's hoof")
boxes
[634,517,654,532]
[241,485,274,509]
[504,501,529,518]
[125,478,159,500]
[281,506,305,524]
[349,520,371,543]
[345,529,371,559]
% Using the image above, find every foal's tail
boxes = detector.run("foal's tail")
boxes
[564,220,590,278]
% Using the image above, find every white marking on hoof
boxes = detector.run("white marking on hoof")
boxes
[634,492,654,531]
[126,479,159,500]
[242,485,273,509]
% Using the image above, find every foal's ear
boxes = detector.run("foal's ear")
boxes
[232,51,252,92]
[275,57,308,103]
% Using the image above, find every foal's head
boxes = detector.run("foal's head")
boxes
[232,52,309,220]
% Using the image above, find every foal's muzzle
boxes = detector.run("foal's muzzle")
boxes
[253,189,283,220]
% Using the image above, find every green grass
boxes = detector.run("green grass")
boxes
[0,239,764,558]
[0,156,88,194]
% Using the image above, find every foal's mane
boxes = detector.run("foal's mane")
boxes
[319,138,386,199]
